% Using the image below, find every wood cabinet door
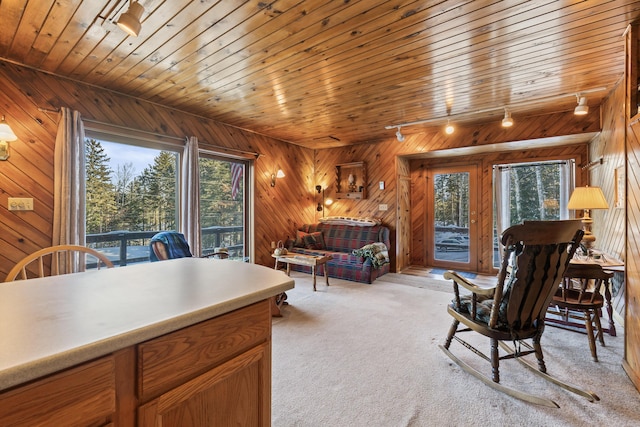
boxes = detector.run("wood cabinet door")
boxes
[0,356,116,426]
[138,342,270,427]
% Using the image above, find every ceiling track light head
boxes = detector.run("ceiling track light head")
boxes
[574,94,589,115]
[117,1,144,37]
[502,108,514,127]
[395,126,405,142]
[445,120,454,135]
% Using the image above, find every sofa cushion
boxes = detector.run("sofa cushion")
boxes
[302,231,326,250]
[293,230,311,247]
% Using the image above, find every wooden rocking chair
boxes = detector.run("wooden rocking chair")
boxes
[439,220,597,408]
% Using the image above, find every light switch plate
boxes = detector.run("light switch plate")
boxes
[8,197,34,211]
[379,204,388,211]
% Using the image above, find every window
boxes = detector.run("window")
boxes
[84,136,180,265]
[493,160,574,266]
[199,156,248,260]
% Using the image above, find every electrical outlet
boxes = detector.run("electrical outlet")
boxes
[8,197,34,211]
[379,204,388,211]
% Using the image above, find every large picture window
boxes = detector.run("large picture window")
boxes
[493,159,575,267]
[83,127,252,266]
[85,137,180,265]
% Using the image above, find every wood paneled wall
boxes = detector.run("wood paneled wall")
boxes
[622,23,640,391]
[0,61,314,278]
[589,81,627,327]
[626,118,640,390]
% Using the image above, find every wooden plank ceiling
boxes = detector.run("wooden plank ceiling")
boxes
[0,0,639,149]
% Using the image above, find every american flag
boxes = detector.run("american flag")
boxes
[230,163,243,200]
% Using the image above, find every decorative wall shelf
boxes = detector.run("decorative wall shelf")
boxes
[335,161,367,199]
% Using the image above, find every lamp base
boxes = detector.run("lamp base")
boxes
[580,211,595,250]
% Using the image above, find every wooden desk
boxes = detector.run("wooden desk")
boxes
[0,258,294,426]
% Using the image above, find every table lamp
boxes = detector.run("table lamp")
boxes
[567,186,609,250]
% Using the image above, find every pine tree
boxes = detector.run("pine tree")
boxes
[85,139,117,234]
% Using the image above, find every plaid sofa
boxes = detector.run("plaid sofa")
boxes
[286,223,391,284]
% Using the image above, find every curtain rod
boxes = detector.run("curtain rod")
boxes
[494,159,574,170]
[39,108,260,158]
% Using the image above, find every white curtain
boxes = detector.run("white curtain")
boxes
[492,165,510,238]
[559,160,575,220]
[52,107,86,272]
[181,136,201,256]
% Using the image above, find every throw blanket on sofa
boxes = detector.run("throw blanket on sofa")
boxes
[352,242,389,269]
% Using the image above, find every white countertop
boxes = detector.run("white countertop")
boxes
[0,258,294,391]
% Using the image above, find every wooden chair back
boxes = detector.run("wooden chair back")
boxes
[556,263,613,305]
[492,220,584,332]
[5,245,114,281]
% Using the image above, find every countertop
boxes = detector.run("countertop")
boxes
[0,258,294,391]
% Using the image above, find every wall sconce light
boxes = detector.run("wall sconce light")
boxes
[117,1,145,37]
[0,115,18,161]
[316,185,332,216]
[501,108,514,127]
[271,169,285,187]
[444,120,455,135]
[574,94,589,115]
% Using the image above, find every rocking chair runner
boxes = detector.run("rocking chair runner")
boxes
[440,220,596,408]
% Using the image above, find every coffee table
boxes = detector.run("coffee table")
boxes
[272,253,332,291]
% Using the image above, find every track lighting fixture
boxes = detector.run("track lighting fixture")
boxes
[384,86,606,137]
[445,120,455,135]
[117,1,145,37]
[574,95,589,115]
[501,108,514,127]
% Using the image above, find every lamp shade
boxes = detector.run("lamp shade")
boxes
[0,116,17,141]
[567,186,609,210]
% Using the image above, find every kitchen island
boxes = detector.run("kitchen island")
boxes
[0,257,294,426]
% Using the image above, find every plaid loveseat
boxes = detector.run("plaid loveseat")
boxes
[286,223,391,284]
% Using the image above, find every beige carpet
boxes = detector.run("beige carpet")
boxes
[271,272,640,427]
